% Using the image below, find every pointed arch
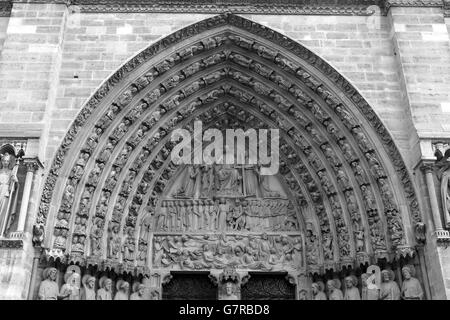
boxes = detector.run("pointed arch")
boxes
[34,13,423,275]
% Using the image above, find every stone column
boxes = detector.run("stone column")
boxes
[16,160,38,233]
[421,164,444,232]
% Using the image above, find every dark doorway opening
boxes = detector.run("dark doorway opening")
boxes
[162,272,218,300]
[241,272,296,300]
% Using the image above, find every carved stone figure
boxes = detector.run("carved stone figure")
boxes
[401,265,423,300]
[123,228,136,262]
[0,152,19,235]
[440,169,450,228]
[81,275,96,300]
[130,283,146,300]
[365,152,386,178]
[215,164,242,196]
[38,268,59,300]
[312,282,327,300]
[107,223,121,260]
[87,162,105,186]
[114,280,130,300]
[176,166,200,198]
[59,266,81,300]
[335,105,358,129]
[221,281,238,300]
[379,270,400,300]
[96,277,112,300]
[344,276,360,300]
[327,279,343,300]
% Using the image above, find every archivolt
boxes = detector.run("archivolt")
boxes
[34,13,423,274]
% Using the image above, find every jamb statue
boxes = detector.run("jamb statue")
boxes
[401,265,423,300]
[81,275,96,300]
[379,269,400,300]
[312,282,327,300]
[96,277,113,300]
[37,267,60,300]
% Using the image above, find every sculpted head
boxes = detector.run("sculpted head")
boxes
[138,284,145,296]
[104,279,112,291]
[381,270,391,282]
[87,276,95,289]
[402,266,412,280]
[1,152,11,169]
[345,276,357,289]
[225,282,234,296]
[361,273,369,288]
[68,272,81,287]
[326,280,336,292]
[120,281,130,292]
[47,268,58,281]
[312,282,320,295]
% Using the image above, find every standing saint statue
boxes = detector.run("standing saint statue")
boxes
[344,276,360,300]
[114,280,130,300]
[312,282,327,300]
[327,279,343,300]
[38,268,60,300]
[401,265,423,300]
[379,269,400,300]
[59,266,81,300]
[96,277,113,300]
[81,275,96,300]
[0,151,19,236]
[130,283,147,300]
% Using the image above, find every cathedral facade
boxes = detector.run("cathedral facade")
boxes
[0,0,449,300]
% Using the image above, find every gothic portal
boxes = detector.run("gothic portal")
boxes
[23,12,431,300]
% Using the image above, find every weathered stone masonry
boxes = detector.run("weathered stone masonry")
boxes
[0,0,449,300]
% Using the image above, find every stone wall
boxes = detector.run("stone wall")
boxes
[0,6,430,167]
[0,2,449,299]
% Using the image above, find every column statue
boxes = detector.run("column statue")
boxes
[344,276,360,300]
[130,283,146,300]
[312,282,327,300]
[379,269,400,300]
[0,151,19,236]
[59,266,81,300]
[37,268,60,300]
[327,279,343,300]
[401,265,424,300]
[96,277,112,300]
[114,280,130,300]
[81,275,96,300]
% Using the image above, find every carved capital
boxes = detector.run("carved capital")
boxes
[23,158,42,173]
[434,229,450,246]
[419,161,436,174]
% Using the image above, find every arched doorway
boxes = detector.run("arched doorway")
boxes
[31,13,427,300]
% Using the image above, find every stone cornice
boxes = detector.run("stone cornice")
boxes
[3,0,445,15]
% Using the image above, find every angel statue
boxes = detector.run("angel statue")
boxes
[0,150,19,236]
